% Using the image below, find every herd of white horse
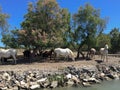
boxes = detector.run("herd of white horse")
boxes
[0,44,109,64]
[89,44,109,62]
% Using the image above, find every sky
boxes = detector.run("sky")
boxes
[0,0,120,46]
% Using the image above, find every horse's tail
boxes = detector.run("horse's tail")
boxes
[69,50,75,61]
[68,49,75,60]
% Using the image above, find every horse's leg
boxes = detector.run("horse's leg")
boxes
[93,54,94,59]
[101,54,104,62]
[102,54,103,62]
[93,53,95,59]
[0,57,3,64]
[67,55,69,61]
[12,55,17,64]
[54,53,56,61]
[102,54,104,62]
[103,55,106,62]
[90,52,93,59]
[106,54,108,62]
[64,54,68,61]
[1,58,5,64]
[49,55,51,60]
[55,54,59,61]
[2,58,6,64]
[64,56,67,61]
[100,54,102,60]
[92,54,93,59]
[50,53,52,60]
[0,58,1,64]
[101,54,102,61]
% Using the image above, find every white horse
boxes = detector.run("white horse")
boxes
[54,48,75,61]
[0,48,17,64]
[100,44,109,62]
[89,48,96,59]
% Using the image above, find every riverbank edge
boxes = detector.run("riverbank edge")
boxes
[0,63,120,90]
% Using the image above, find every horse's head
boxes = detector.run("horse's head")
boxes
[104,44,109,50]
[68,49,75,61]
[50,49,54,53]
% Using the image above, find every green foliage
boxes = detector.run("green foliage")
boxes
[1,33,19,48]
[71,3,107,50]
[0,7,9,35]
[2,1,116,55]
[109,28,120,53]
[20,0,70,49]
[96,33,111,49]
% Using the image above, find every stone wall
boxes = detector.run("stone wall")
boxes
[0,64,120,90]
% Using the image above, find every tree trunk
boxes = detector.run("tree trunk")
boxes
[86,45,90,58]
[77,45,85,59]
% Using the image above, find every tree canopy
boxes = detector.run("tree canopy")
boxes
[109,28,120,53]
[70,3,107,58]
[2,2,119,57]
[0,7,9,35]
[19,0,70,49]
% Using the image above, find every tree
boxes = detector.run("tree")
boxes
[20,0,70,49]
[71,3,107,58]
[1,29,20,48]
[0,7,9,35]
[96,33,111,50]
[109,28,120,53]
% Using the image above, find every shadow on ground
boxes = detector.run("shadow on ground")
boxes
[0,55,94,65]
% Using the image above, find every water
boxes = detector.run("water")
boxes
[37,80,120,90]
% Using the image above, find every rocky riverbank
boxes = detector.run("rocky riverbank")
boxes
[0,63,120,90]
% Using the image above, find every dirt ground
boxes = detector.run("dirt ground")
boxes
[0,55,119,72]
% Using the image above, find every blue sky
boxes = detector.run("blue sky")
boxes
[0,0,120,46]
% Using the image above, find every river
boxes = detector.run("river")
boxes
[37,80,120,90]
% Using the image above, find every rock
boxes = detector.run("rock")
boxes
[37,77,47,83]
[106,74,115,79]
[2,72,11,81]
[50,81,58,88]
[14,80,20,86]
[88,77,101,83]
[11,86,18,90]
[30,84,40,89]
[82,82,91,87]
[0,86,8,90]
[114,74,119,80]
[104,76,112,81]
[72,75,80,83]
[20,80,28,88]
[83,78,89,82]
[40,81,50,88]
[109,65,117,72]
[100,72,105,77]
[66,79,74,86]
[0,64,119,90]
[97,72,105,80]
[110,72,119,80]
[66,73,72,79]
[0,82,5,87]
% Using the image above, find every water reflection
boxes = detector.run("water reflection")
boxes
[37,80,120,90]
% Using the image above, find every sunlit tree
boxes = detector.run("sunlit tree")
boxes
[109,28,120,53]
[71,3,107,58]
[0,7,9,35]
[20,0,70,49]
